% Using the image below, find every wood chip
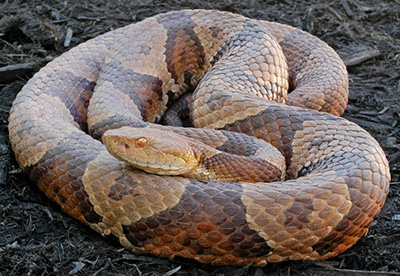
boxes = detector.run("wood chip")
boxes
[0,62,37,82]
[64,27,73,47]
[340,0,354,17]
[343,48,381,67]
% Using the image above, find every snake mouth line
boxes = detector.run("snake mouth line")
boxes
[128,159,184,172]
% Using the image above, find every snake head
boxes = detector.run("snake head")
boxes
[102,126,200,175]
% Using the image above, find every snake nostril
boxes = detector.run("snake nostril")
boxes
[125,144,130,149]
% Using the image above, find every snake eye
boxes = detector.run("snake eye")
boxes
[135,137,148,148]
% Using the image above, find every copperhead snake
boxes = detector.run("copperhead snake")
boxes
[8,10,391,266]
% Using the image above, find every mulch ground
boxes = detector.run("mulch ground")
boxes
[0,0,399,275]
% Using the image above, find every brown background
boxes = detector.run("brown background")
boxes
[0,0,399,275]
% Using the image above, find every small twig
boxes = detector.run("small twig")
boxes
[64,27,73,47]
[340,0,354,17]
[343,48,381,67]
[0,62,38,82]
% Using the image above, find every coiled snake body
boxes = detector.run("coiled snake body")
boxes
[9,10,390,266]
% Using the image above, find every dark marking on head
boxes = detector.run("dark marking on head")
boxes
[27,131,104,224]
[121,179,272,258]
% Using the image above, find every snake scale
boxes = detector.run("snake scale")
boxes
[9,10,391,266]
